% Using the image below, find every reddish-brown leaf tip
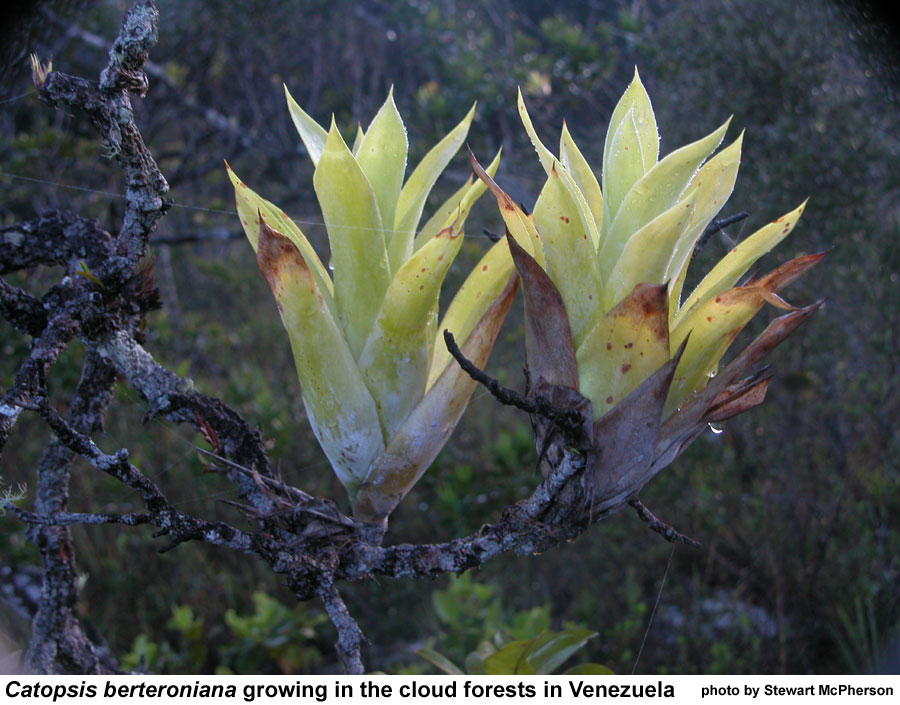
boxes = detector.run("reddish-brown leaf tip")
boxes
[256,215,310,295]
[703,374,773,423]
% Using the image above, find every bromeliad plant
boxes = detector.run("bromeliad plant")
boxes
[471,69,823,515]
[227,88,517,528]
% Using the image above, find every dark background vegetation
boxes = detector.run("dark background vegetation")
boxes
[1,0,898,674]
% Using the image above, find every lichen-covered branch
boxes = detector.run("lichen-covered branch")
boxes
[317,582,366,675]
[0,212,114,276]
[95,329,277,515]
[0,278,47,336]
[628,497,701,548]
[23,351,119,674]
[0,313,80,452]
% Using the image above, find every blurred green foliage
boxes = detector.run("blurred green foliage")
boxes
[415,574,611,675]
[122,593,327,674]
[1,0,898,675]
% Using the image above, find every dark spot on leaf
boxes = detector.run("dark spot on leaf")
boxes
[622,363,632,373]
[625,342,633,349]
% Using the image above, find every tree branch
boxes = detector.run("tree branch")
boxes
[0,312,80,452]
[317,582,366,675]
[0,278,46,336]
[0,212,114,275]
[24,350,119,674]
[628,496,701,548]
[693,211,749,256]
[443,329,585,437]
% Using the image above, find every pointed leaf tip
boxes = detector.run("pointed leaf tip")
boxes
[284,84,328,166]
[703,375,772,423]
[470,148,543,261]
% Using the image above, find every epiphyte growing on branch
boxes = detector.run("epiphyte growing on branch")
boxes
[472,68,823,514]
[227,88,516,528]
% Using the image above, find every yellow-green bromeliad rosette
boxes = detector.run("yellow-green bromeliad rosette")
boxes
[227,88,518,528]
[471,69,823,514]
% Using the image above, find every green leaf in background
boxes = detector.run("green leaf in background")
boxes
[525,627,597,675]
[564,663,615,675]
[417,646,465,675]
[483,640,538,675]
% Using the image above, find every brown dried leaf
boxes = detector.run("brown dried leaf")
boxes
[652,300,823,473]
[586,340,686,513]
[507,233,578,389]
[703,374,772,423]
[754,251,828,291]
[669,251,827,407]
[193,410,222,455]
